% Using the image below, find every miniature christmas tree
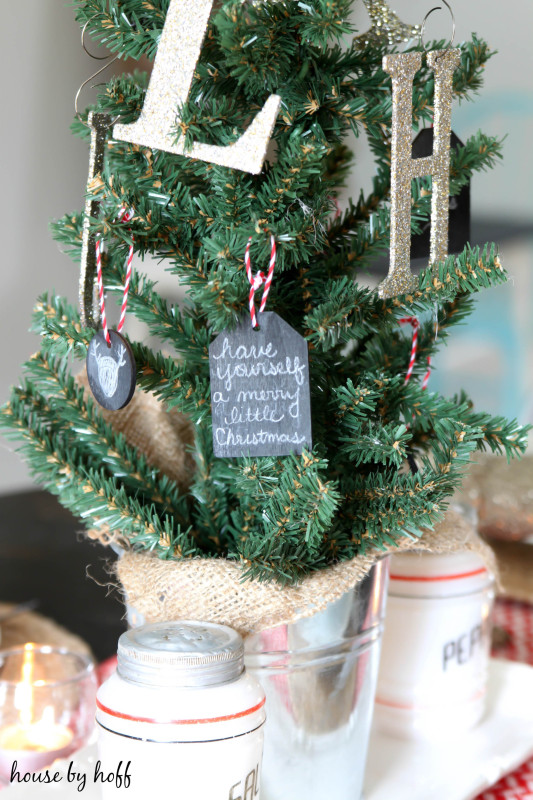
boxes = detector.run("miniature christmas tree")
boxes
[1,0,528,585]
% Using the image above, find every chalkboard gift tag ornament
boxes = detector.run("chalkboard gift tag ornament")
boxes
[410,128,471,260]
[209,312,313,458]
[87,329,136,411]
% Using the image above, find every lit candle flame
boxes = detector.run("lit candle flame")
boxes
[0,645,74,770]
[15,643,35,726]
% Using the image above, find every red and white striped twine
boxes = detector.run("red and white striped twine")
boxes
[95,236,110,345]
[95,206,135,346]
[399,317,432,388]
[244,235,276,328]
[421,356,432,390]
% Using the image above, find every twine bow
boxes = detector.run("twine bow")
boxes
[244,235,276,328]
[96,206,134,346]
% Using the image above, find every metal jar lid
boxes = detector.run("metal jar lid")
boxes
[117,621,245,688]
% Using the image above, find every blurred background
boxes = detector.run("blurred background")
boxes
[1,0,532,493]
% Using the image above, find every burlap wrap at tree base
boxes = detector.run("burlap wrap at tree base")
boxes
[80,372,497,637]
[115,511,496,637]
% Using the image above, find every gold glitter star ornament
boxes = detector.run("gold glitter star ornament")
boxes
[113,0,281,175]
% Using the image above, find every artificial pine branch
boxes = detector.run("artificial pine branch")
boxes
[1,393,200,558]
[22,352,190,521]
[104,257,210,364]
[32,294,91,358]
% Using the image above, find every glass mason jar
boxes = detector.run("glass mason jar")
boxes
[245,558,390,800]
[96,621,266,799]
[375,550,495,739]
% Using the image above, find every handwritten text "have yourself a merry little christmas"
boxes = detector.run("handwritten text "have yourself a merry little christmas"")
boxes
[211,339,307,449]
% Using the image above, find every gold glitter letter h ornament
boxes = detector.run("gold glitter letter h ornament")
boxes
[113,0,281,175]
[378,49,461,299]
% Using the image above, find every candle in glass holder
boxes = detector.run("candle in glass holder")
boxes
[0,644,74,776]
[0,715,73,775]
[0,644,96,781]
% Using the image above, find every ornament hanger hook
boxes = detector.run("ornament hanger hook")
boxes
[80,17,113,61]
[419,1,456,55]
[74,17,120,125]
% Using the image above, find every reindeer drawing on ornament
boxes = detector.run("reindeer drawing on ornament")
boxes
[92,341,127,398]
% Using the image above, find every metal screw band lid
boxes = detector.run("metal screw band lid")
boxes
[117,621,245,688]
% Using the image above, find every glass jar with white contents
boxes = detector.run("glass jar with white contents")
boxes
[96,621,266,800]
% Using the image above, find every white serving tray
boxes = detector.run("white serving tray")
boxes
[364,659,533,800]
[3,659,533,799]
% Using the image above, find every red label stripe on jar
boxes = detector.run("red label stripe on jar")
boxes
[96,697,266,726]
[389,567,488,583]
[375,687,486,710]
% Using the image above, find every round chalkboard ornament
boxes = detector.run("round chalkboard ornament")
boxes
[86,329,136,411]
[84,206,137,410]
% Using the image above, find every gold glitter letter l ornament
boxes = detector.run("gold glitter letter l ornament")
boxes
[378,49,461,299]
[113,0,281,175]
[80,112,112,329]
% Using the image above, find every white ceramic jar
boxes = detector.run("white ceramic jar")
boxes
[96,621,266,799]
[375,550,494,739]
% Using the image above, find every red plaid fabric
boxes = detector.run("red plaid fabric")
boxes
[477,762,533,800]
[475,599,533,800]
[490,599,533,666]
